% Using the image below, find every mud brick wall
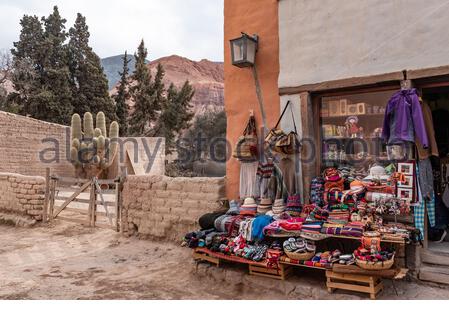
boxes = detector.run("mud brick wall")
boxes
[0,111,74,177]
[122,175,226,241]
[0,111,165,178]
[0,173,45,221]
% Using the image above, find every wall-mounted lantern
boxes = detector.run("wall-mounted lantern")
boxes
[230,33,259,68]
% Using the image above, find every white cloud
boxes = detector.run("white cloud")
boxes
[0,0,224,61]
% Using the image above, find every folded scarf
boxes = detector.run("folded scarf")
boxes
[251,215,274,241]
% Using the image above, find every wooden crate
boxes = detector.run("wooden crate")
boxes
[249,264,292,281]
[326,270,383,299]
[192,250,220,267]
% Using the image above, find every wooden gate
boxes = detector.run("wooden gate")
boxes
[45,172,124,232]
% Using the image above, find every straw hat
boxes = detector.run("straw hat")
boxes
[272,199,285,214]
[240,197,257,216]
[257,198,273,214]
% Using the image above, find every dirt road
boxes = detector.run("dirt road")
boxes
[1,221,449,300]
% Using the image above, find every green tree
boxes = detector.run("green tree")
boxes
[128,40,164,136]
[10,6,73,124]
[68,13,115,122]
[113,51,131,136]
[180,110,227,162]
[153,81,195,153]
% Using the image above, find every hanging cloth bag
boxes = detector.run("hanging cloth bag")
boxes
[264,101,300,155]
[232,115,258,161]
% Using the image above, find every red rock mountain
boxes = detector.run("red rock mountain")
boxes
[148,55,224,114]
[110,55,224,116]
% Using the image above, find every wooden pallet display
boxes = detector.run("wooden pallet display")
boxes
[192,248,292,280]
[248,264,292,281]
[326,270,383,299]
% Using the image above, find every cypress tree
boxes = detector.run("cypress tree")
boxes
[113,51,131,136]
[68,13,115,122]
[40,6,73,124]
[11,6,73,124]
[128,40,164,136]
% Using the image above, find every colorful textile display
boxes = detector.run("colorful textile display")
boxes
[251,215,274,241]
[285,194,302,215]
[301,221,324,234]
[310,176,325,206]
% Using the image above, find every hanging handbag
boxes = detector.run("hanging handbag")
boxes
[264,101,301,155]
[232,115,258,161]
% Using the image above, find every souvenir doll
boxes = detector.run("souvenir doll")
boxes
[345,115,363,138]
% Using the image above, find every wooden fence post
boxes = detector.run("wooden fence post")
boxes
[43,168,50,222]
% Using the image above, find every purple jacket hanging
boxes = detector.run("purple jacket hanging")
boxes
[381,89,429,148]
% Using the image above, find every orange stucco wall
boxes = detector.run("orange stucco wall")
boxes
[224,0,280,199]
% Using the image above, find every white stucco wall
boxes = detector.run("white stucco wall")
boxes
[278,0,449,88]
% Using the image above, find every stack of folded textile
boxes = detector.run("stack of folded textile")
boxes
[239,198,258,216]
[257,198,272,214]
[301,221,323,234]
[327,210,350,225]
[340,221,365,237]
[321,222,344,235]
[272,199,285,214]
[263,217,305,237]
[285,194,302,216]
[214,214,244,236]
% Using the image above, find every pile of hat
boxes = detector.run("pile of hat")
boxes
[285,194,302,216]
[272,199,286,214]
[257,198,272,214]
[240,198,257,216]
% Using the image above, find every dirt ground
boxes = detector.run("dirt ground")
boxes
[1,221,449,300]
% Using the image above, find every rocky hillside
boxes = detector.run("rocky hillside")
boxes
[107,55,224,115]
[148,55,224,115]
[101,54,140,90]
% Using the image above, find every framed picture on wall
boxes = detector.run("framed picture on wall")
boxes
[397,175,414,188]
[397,187,414,202]
[398,162,415,175]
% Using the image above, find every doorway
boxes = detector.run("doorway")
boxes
[421,86,449,253]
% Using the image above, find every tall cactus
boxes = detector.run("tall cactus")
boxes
[70,112,120,178]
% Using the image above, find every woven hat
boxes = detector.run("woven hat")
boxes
[242,197,256,206]
[272,199,285,214]
[257,198,273,214]
[226,200,240,215]
[323,168,342,182]
[240,197,258,216]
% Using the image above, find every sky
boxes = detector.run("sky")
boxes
[0,0,224,61]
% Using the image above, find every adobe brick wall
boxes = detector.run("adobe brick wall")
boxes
[0,111,165,178]
[122,175,226,241]
[0,111,74,177]
[0,172,45,225]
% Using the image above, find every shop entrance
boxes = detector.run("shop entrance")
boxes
[421,86,449,252]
